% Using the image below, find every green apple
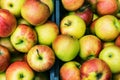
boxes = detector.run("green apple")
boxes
[0,0,26,17]
[0,45,10,73]
[99,45,120,73]
[41,0,54,15]
[0,9,17,37]
[52,34,79,62]
[60,61,81,80]
[60,14,86,39]
[27,45,55,72]
[103,41,115,48]
[80,58,112,80]
[35,21,59,46]
[79,35,102,60]
[61,0,84,11]
[21,0,50,26]
[95,15,120,41]
[10,24,37,53]
[17,17,31,26]
[6,61,34,80]
[0,72,6,80]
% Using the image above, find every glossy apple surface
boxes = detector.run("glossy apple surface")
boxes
[0,9,17,37]
[52,34,79,62]
[99,45,120,73]
[10,24,37,53]
[27,45,55,72]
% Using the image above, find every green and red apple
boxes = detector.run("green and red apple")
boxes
[35,21,59,46]
[52,34,79,62]
[80,58,112,80]
[60,61,81,80]
[95,15,120,41]
[21,0,50,26]
[60,14,86,39]
[0,72,6,80]
[10,24,37,53]
[0,9,17,37]
[27,45,55,72]
[99,45,120,73]
[6,61,34,80]
[0,0,26,17]
[79,35,102,60]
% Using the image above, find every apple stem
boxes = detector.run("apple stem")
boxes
[64,20,71,26]
[15,40,24,45]
[36,49,42,60]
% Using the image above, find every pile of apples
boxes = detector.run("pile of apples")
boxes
[1,0,120,80]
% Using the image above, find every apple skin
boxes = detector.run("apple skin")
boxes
[75,4,93,26]
[0,72,6,80]
[21,0,50,26]
[27,45,55,72]
[79,35,102,60]
[95,15,120,41]
[0,37,17,53]
[0,45,10,73]
[0,0,26,17]
[103,41,115,48]
[17,18,31,26]
[35,21,59,46]
[61,0,84,11]
[99,45,120,73]
[6,61,34,80]
[60,14,86,39]
[60,61,81,80]
[41,0,54,15]
[115,35,120,47]
[52,34,79,62]
[10,24,37,53]
[0,9,17,37]
[80,58,112,80]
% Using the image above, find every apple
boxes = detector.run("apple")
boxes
[6,61,34,80]
[0,37,17,53]
[87,0,118,15]
[99,45,120,73]
[90,19,98,34]
[92,13,99,21]
[41,0,54,15]
[80,58,112,80]
[21,0,50,26]
[103,41,115,48]
[60,61,81,80]
[27,45,55,72]
[79,35,102,60]
[0,72,6,80]
[60,14,86,39]
[115,35,120,47]
[75,4,93,26]
[52,34,79,62]
[35,21,59,46]
[61,0,84,11]
[0,45,10,73]
[0,0,26,17]
[17,17,31,26]
[10,24,37,53]
[0,9,17,37]
[95,15,120,41]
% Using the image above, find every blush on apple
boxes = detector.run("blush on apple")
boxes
[80,58,112,80]
[0,9,17,37]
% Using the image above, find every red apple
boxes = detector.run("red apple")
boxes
[0,45,10,73]
[80,58,112,80]
[115,35,120,47]
[75,4,93,26]
[60,61,81,80]
[0,9,17,37]
[21,0,50,26]
[6,61,34,80]
[79,35,102,60]
[27,45,55,72]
